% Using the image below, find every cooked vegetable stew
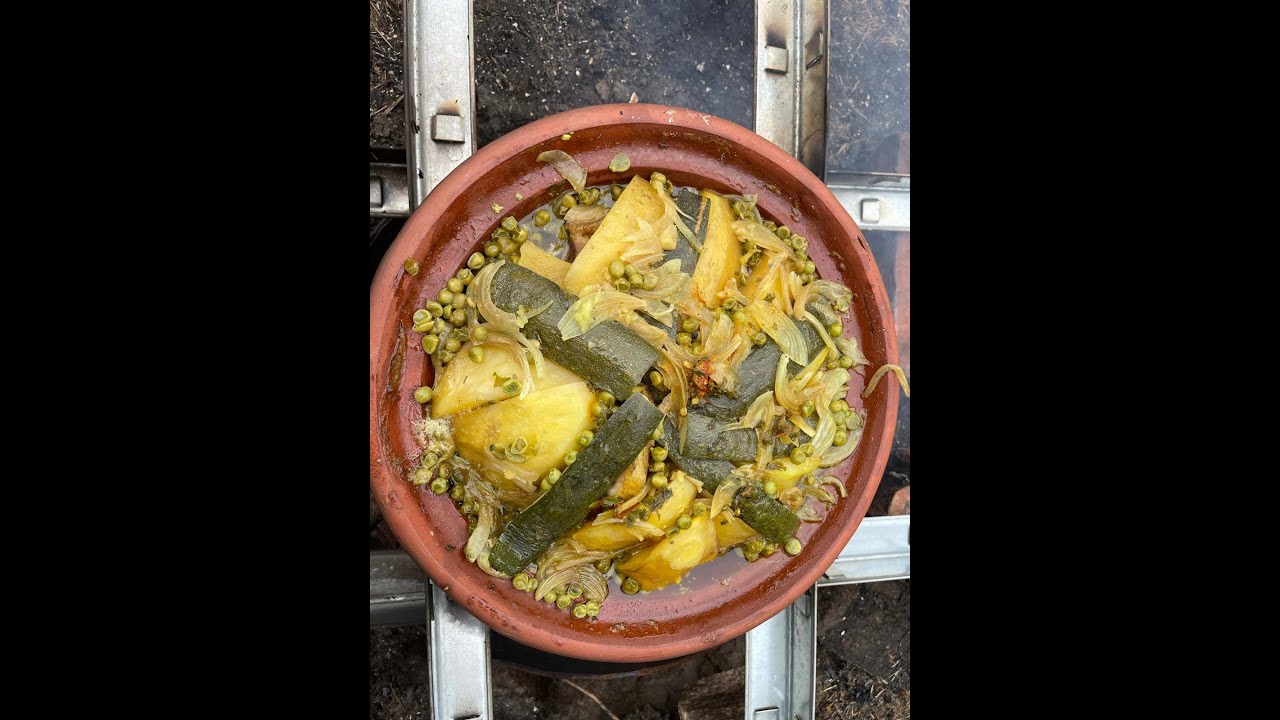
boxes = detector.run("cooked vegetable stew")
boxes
[405,152,907,621]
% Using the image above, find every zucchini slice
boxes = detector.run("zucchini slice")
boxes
[487,392,665,576]
[693,319,823,421]
[659,417,800,545]
[487,263,660,399]
[669,189,708,271]
[681,411,757,464]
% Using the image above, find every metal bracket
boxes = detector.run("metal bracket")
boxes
[427,582,494,720]
[826,172,911,232]
[404,0,477,205]
[754,0,828,178]
[820,515,910,586]
[370,162,413,217]
[745,586,817,720]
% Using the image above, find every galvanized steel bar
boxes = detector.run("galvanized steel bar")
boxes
[428,582,493,720]
[744,585,817,720]
[404,0,477,206]
[753,0,828,177]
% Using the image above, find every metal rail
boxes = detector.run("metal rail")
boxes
[753,0,828,178]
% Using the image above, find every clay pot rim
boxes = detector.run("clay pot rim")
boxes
[370,103,898,662]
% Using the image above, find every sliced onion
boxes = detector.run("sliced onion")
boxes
[862,364,911,398]
[631,259,691,302]
[792,280,853,321]
[803,311,839,357]
[746,300,808,365]
[652,176,696,246]
[471,260,547,387]
[537,150,586,193]
[728,390,776,430]
[819,425,864,468]
[575,565,609,602]
[709,478,741,519]
[733,220,792,257]
[615,478,651,514]
[835,337,870,372]
[557,289,650,340]
[819,475,847,498]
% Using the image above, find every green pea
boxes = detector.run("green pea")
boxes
[534,209,551,227]
[591,400,607,417]
[753,332,767,346]
[433,318,448,334]
[409,468,432,486]
[834,430,848,446]
[545,591,559,604]
[512,574,528,591]
[621,577,640,594]
[450,309,467,326]
[471,326,489,343]
[650,460,666,473]
[502,379,522,395]
[691,343,704,356]
[802,401,814,417]
[468,252,486,270]
[681,318,699,333]
[414,386,433,404]
[744,551,760,562]
[804,260,817,275]
[731,310,747,325]
[776,226,792,240]
[792,235,808,250]
[540,479,551,492]
[784,538,802,556]
[565,584,583,599]
[421,335,440,354]
[430,478,449,494]
[839,355,855,369]
[609,259,626,278]
[516,227,529,243]
[564,450,578,465]
[650,446,668,462]
[457,268,473,285]
[830,399,849,413]
[677,332,692,346]
[437,289,455,306]
[598,391,616,406]
[828,322,843,337]
[447,278,463,294]
[556,594,572,609]
[746,538,765,555]
[557,225,569,241]
[800,443,814,455]
[803,473,817,486]
[790,447,807,464]
[611,184,623,201]
[764,480,778,497]
[594,559,612,574]
[572,603,588,618]
[484,242,500,257]
[692,503,707,517]
[651,425,663,441]
[723,298,738,312]
[650,370,664,387]
[413,308,431,324]
[468,346,484,363]
[676,514,692,530]
[763,220,777,230]
[762,541,778,557]
[578,430,594,447]
[501,216,518,232]
[642,274,659,291]
[444,337,461,353]
[450,486,465,503]
[614,278,631,292]
[650,473,668,490]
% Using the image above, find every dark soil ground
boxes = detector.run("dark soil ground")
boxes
[370,2,910,717]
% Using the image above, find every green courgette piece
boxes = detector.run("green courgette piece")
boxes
[695,318,824,421]
[670,189,708,270]
[487,263,660,399]
[682,412,757,464]
[488,393,665,576]
[659,417,800,545]
[732,487,801,545]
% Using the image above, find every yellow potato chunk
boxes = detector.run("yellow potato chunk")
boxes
[451,380,594,488]
[714,512,760,550]
[617,513,718,591]
[516,242,571,286]
[432,348,580,418]
[690,190,741,307]
[562,176,667,295]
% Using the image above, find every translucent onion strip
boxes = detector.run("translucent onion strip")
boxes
[862,364,911,398]
[746,300,809,365]
[537,150,587,192]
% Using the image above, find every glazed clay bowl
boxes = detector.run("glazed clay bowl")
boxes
[370,104,899,662]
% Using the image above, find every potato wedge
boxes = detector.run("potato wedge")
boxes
[617,513,718,591]
[690,190,741,307]
[451,380,595,490]
[432,346,581,418]
[562,176,667,295]
[713,511,760,550]
[516,241,571,286]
